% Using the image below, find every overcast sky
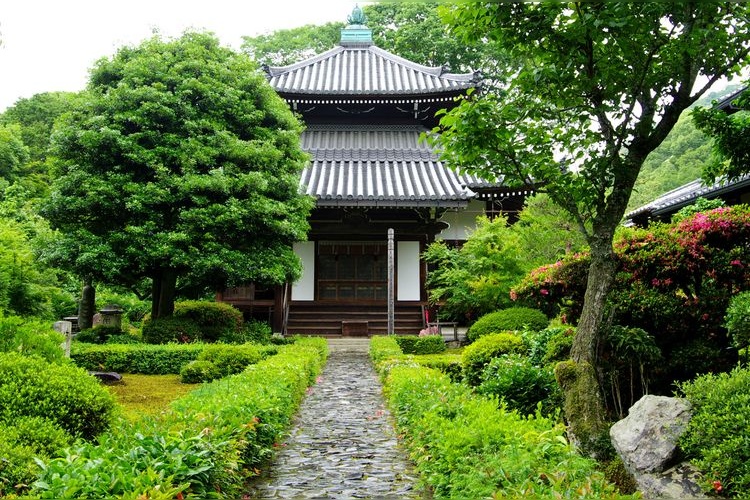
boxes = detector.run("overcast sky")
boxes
[0,0,364,112]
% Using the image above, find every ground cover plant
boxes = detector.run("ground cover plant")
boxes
[370,337,625,498]
[31,338,328,499]
[105,374,199,421]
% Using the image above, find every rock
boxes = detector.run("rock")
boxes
[636,462,706,499]
[610,395,692,475]
[89,371,123,384]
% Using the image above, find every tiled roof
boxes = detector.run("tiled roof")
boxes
[265,45,478,96]
[625,173,750,221]
[299,125,487,207]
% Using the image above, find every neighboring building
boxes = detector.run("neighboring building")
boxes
[218,8,531,335]
[626,86,750,227]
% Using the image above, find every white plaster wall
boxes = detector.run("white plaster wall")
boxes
[397,241,420,301]
[292,241,315,301]
[436,199,486,241]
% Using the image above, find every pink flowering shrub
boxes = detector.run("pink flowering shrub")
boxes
[513,205,750,390]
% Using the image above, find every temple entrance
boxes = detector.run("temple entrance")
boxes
[317,241,387,302]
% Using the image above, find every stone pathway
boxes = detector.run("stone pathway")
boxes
[246,339,422,499]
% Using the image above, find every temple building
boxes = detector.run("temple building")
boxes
[218,8,531,335]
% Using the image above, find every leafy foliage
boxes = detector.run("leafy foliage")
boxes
[679,365,750,497]
[0,352,116,440]
[477,354,560,417]
[467,307,549,343]
[179,344,265,383]
[172,300,243,342]
[379,362,622,498]
[461,332,526,386]
[725,290,750,353]
[142,316,202,344]
[393,335,446,355]
[0,314,65,362]
[71,342,206,374]
[32,340,327,499]
[672,196,726,223]
[42,32,314,317]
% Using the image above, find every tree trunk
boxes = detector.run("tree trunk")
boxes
[78,277,96,330]
[151,269,177,319]
[556,231,617,458]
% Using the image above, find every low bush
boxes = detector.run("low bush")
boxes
[0,352,116,440]
[71,343,206,374]
[75,326,124,344]
[679,365,750,497]
[462,332,526,386]
[0,314,65,362]
[394,335,446,355]
[467,307,549,343]
[180,344,265,383]
[142,316,202,344]
[0,416,73,497]
[32,339,328,499]
[381,363,621,498]
[413,353,463,383]
[173,301,243,342]
[725,290,750,355]
[543,326,576,365]
[369,336,404,366]
[222,319,273,344]
[524,325,575,366]
[477,354,560,416]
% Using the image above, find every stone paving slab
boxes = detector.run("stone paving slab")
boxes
[246,339,422,499]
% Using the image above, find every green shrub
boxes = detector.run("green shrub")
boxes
[0,352,116,440]
[105,333,144,344]
[381,363,620,498]
[179,344,265,382]
[0,416,73,497]
[173,300,243,342]
[71,343,206,374]
[462,332,526,386]
[32,343,328,499]
[543,326,576,365]
[524,326,575,366]
[414,353,463,383]
[0,314,65,362]
[180,359,222,384]
[467,307,549,343]
[478,354,560,416]
[75,326,123,344]
[394,335,446,354]
[725,291,750,354]
[142,316,202,344]
[222,319,272,344]
[679,365,750,497]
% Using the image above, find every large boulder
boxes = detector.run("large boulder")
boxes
[610,394,691,474]
[611,395,705,498]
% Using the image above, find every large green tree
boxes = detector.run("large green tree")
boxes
[242,3,489,71]
[43,32,313,319]
[434,2,750,454]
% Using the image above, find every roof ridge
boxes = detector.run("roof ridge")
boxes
[264,46,345,75]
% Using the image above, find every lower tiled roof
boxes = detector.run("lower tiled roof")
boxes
[299,125,488,207]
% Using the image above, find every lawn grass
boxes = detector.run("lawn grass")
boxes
[106,373,200,421]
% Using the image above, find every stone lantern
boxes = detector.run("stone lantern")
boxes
[99,304,124,331]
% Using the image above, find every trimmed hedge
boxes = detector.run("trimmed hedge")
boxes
[394,335,446,355]
[72,342,206,374]
[462,332,526,386]
[0,353,117,441]
[413,353,463,383]
[32,338,328,499]
[172,300,244,342]
[377,359,620,498]
[467,307,549,343]
[180,344,266,383]
[141,316,202,344]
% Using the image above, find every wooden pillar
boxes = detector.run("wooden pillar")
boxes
[387,228,395,334]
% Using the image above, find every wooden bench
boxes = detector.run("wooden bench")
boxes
[342,320,369,337]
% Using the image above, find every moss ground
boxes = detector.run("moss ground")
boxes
[106,374,199,421]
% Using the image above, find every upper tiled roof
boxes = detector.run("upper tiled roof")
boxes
[299,125,487,207]
[265,45,478,96]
